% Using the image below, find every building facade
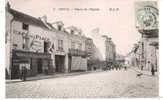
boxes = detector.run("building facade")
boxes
[105,37,116,65]
[135,1,159,71]
[116,54,125,66]
[6,4,88,79]
[51,22,69,73]
[6,5,56,79]
[125,43,140,68]
[102,35,116,66]
[67,27,87,72]
[85,37,103,70]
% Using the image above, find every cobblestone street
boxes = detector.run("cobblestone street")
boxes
[6,68,158,98]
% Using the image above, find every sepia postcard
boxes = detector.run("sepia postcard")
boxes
[5,0,159,98]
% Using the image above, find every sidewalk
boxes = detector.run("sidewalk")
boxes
[130,67,159,77]
[6,69,103,84]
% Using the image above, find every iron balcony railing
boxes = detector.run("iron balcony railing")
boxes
[68,48,88,57]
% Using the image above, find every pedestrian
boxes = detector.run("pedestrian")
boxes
[44,67,48,75]
[21,66,27,81]
[151,63,155,76]
[116,64,118,70]
[93,66,96,71]
[141,65,143,70]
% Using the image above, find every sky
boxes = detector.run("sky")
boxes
[8,0,145,56]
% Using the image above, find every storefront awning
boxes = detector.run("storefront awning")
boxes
[12,49,51,59]
[149,42,158,46]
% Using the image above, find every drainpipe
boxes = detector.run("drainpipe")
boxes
[9,17,14,79]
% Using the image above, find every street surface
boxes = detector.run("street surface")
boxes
[6,68,158,98]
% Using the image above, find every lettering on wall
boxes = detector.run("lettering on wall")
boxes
[13,30,50,52]
[30,38,42,52]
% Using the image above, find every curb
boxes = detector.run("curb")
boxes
[6,70,103,84]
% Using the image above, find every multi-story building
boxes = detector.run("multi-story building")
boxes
[135,1,159,71]
[105,37,116,65]
[6,3,89,79]
[102,35,116,66]
[85,38,93,58]
[89,32,116,69]
[49,21,69,73]
[85,37,103,70]
[66,26,87,72]
[116,54,125,66]
[125,43,140,68]
[6,4,56,79]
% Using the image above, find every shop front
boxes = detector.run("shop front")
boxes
[11,49,53,79]
[68,49,87,72]
[55,55,65,73]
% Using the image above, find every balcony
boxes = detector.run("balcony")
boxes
[138,29,158,38]
[68,49,87,57]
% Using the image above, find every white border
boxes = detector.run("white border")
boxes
[0,0,162,100]
[159,0,163,98]
[0,0,5,99]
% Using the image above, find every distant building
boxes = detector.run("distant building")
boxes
[104,37,116,65]
[116,54,125,65]
[125,43,140,68]
[85,37,103,70]
[88,32,116,69]
[101,35,116,67]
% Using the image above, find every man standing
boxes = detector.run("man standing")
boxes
[151,63,155,76]
[20,66,27,81]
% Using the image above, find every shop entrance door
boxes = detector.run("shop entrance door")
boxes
[55,55,65,72]
[37,59,43,74]
[11,64,20,79]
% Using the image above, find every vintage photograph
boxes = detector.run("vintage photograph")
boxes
[5,0,159,98]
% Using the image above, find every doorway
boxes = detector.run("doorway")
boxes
[55,55,65,72]
[37,59,43,74]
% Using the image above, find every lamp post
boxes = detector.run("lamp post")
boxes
[141,34,144,70]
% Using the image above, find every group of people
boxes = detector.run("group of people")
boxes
[19,65,49,81]
[106,63,127,71]
[140,63,156,76]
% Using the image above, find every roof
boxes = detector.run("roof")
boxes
[47,23,55,29]
[9,8,48,29]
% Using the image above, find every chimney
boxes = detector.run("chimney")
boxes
[70,29,74,34]
[56,21,64,31]
[108,37,112,41]
[6,2,11,10]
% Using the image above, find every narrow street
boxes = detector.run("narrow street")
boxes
[6,68,158,98]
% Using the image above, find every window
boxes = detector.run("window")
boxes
[13,44,18,49]
[58,40,63,51]
[44,41,49,53]
[22,36,29,50]
[58,25,62,31]
[78,43,82,50]
[70,30,74,34]
[71,42,75,49]
[22,23,29,30]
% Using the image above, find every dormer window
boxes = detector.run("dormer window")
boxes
[58,25,62,31]
[70,30,74,34]
[22,23,29,30]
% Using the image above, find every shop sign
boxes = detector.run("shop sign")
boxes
[13,30,51,52]
[13,30,50,41]
[19,63,30,70]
